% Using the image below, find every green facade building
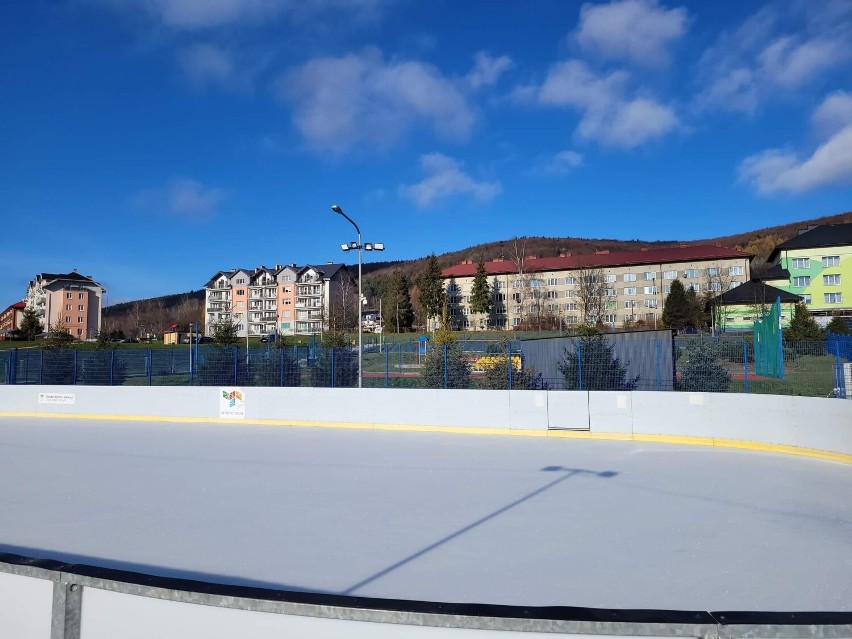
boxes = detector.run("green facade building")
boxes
[762,223,852,321]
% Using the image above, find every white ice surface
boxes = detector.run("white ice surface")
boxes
[0,417,850,611]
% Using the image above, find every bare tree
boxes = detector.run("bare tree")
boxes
[330,273,357,332]
[703,263,735,332]
[574,266,607,327]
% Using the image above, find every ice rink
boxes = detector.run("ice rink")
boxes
[1,416,850,611]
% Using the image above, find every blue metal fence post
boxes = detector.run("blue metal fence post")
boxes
[330,348,336,388]
[577,341,583,391]
[743,341,750,394]
[507,343,513,390]
[655,340,661,391]
[443,344,449,389]
[279,349,284,387]
[73,349,78,385]
[9,348,17,385]
[233,347,238,385]
[385,347,390,388]
[109,351,115,386]
[835,342,844,398]
[147,348,152,385]
[39,349,44,385]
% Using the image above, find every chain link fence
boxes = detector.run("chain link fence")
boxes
[0,334,849,398]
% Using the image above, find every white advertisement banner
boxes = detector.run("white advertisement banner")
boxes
[219,388,246,419]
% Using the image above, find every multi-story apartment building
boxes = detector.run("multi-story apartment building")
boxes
[25,271,105,339]
[204,263,350,337]
[0,301,26,338]
[442,245,752,329]
[761,224,852,321]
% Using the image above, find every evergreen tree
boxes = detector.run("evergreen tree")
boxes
[468,257,493,330]
[785,303,824,341]
[384,270,414,333]
[558,332,637,390]
[677,342,730,392]
[685,287,706,328]
[212,315,240,345]
[662,279,689,329]
[44,319,73,349]
[418,254,446,330]
[309,330,357,387]
[826,315,851,335]
[20,307,43,341]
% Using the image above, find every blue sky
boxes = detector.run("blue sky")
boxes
[1,0,851,305]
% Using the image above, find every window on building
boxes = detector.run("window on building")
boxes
[565,303,577,311]
[643,300,658,308]
[237,301,244,308]
[77,329,83,336]
[512,317,520,326]
[66,304,72,310]
[77,316,83,323]
[823,274,841,286]
[565,316,578,325]
[822,256,840,267]
[643,286,658,295]
[236,278,245,284]
[547,278,559,286]
[802,294,811,305]
[824,293,843,304]
[603,314,617,324]
[565,276,576,285]
[663,285,671,294]
[684,269,698,278]
[546,291,558,299]
[624,287,636,296]
[729,281,741,290]
[237,289,245,295]
[495,306,506,314]
[603,274,616,283]
[729,266,744,276]
[604,288,616,296]
[529,279,542,288]
[512,305,522,314]
[709,282,722,291]
[663,270,677,279]
[583,275,597,284]
[707,268,719,277]
[792,276,811,287]
[65,316,71,322]
[643,272,655,280]
[66,293,72,299]
[565,290,575,298]
[624,301,636,309]
[78,305,84,311]
[624,273,637,282]
[79,293,85,299]
[688,283,700,293]
[791,258,810,269]
[494,281,503,289]
[605,301,617,310]
[511,280,522,289]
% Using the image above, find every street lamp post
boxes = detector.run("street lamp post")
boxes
[331,204,384,388]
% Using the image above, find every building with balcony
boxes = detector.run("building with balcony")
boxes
[0,301,26,339]
[761,223,852,323]
[25,271,105,340]
[204,263,350,337]
[441,245,752,330]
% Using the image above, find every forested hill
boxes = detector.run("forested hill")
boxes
[361,210,852,283]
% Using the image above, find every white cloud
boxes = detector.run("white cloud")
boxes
[539,150,584,176]
[524,59,679,148]
[132,179,227,216]
[696,3,852,114]
[107,0,387,30]
[400,153,501,207]
[812,90,852,137]
[279,49,474,153]
[576,0,688,67]
[739,93,852,195]
[466,52,513,89]
[177,44,247,91]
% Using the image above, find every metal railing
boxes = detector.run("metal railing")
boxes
[0,335,848,397]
